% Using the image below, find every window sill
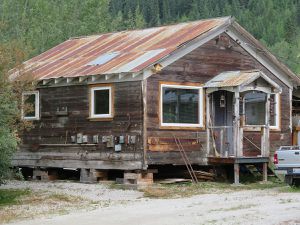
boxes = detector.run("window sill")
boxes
[87,117,113,121]
[243,126,281,132]
[159,125,205,130]
[23,117,40,121]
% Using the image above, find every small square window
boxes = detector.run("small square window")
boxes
[22,91,40,120]
[90,86,113,118]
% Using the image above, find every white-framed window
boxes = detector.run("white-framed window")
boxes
[160,84,204,127]
[90,86,113,118]
[244,91,280,129]
[22,91,40,120]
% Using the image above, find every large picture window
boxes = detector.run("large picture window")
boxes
[90,86,113,119]
[22,91,40,120]
[244,91,280,129]
[160,84,203,127]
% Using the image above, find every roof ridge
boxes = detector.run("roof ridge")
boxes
[69,16,232,40]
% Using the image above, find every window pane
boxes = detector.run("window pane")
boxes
[162,87,199,124]
[94,89,109,115]
[244,91,266,125]
[24,94,36,117]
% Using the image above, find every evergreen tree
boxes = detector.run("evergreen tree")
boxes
[135,5,146,29]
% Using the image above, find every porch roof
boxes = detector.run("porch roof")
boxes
[204,70,281,92]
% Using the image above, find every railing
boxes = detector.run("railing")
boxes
[208,125,234,157]
[242,125,269,157]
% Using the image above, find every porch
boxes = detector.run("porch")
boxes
[204,70,281,184]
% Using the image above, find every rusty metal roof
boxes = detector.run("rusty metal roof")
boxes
[204,70,282,93]
[11,17,230,81]
[204,70,262,88]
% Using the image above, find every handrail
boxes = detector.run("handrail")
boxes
[243,136,261,151]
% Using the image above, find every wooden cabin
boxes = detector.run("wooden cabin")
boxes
[11,16,300,184]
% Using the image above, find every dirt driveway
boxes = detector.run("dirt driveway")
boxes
[2,181,300,225]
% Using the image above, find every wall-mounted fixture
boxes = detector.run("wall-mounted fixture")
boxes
[220,94,226,108]
[56,106,68,116]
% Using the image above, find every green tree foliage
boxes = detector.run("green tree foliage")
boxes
[0,43,21,183]
[0,0,299,73]
[109,0,300,74]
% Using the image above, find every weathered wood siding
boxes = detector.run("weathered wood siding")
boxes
[146,33,291,165]
[15,33,292,169]
[14,81,144,170]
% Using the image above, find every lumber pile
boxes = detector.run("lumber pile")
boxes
[194,170,215,181]
[184,170,216,181]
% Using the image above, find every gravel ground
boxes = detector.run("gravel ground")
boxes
[1,180,142,201]
[1,181,300,225]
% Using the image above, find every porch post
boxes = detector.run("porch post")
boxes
[234,163,240,185]
[262,162,268,182]
[206,93,211,156]
[233,91,242,157]
[265,93,270,157]
[261,94,270,157]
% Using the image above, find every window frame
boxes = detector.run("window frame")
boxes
[22,91,40,120]
[160,83,204,128]
[90,85,113,119]
[242,91,280,131]
[270,93,280,130]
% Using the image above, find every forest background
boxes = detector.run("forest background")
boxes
[0,0,299,73]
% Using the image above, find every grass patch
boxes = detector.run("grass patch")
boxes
[0,189,90,224]
[0,189,30,206]
[278,185,300,193]
[141,180,290,199]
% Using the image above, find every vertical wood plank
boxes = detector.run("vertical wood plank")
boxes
[262,162,268,182]
[265,93,270,157]
[142,79,148,169]
[234,163,240,185]
[233,91,241,157]
[206,93,210,156]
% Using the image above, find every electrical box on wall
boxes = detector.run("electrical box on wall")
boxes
[106,135,114,148]
[102,136,108,143]
[119,136,125,144]
[77,133,83,144]
[114,136,120,143]
[115,144,121,152]
[130,135,136,144]
[93,135,99,144]
[71,136,76,143]
[82,135,88,143]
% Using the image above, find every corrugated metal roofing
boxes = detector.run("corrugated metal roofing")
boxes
[11,17,229,81]
[204,70,261,88]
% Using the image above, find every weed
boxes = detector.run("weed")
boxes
[0,189,30,206]
[141,181,289,199]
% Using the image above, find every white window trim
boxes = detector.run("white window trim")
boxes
[243,92,280,130]
[90,86,112,118]
[160,84,204,128]
[22,91,40,120]
[270,93,280,130]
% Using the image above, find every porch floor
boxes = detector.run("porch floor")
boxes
[208,156,269,165]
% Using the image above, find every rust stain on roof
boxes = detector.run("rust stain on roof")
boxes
[13,17,229,81]
[204,70,261,88]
